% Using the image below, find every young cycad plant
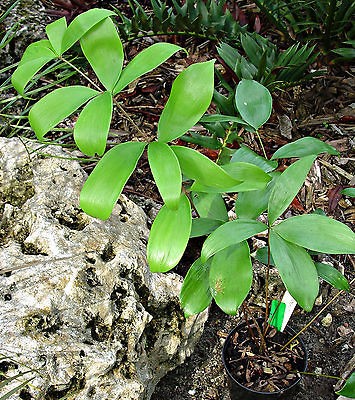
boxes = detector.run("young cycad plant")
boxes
[217,32,321,90]
[114,0,246,42]
[253,0,355,49]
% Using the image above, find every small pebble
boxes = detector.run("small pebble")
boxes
[314,367,322,375]
[321,313,333,327]
[315,294,323,306]
[188,389,196,396]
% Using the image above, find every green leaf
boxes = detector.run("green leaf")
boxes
[29,86,99,140]
[332,48,355,58]
[342,187,355,197]
[209,242,252,315]
[46,17,67,55]
[271,137,339,159]
[273,214,355,254]
[191,162,272,194]
[199,114,247,125]
[191,192,228,221]
[269,230,319,311]
[180,258,212,317]
[74,91,112,156]
[254,246,275,266]
[171,145,241,189]
[147,194,191,272]
[158,60,215,142]
[80,17,123,91]
[61,8,115,53]
[191,218,224,238]
[80,141,146,220]
[113,42,183,94]
[222,161,272,190]
[201,219,267,262]
[315,262,350,291]
[235,79,272,130]
[148,142,182,209]
[231,144,278,172]
[268,155,316,225]
[235,171,280,219]
[336,372,355,397]
[11,40,56,95]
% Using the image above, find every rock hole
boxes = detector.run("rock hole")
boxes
[86,314,111,342]
[19,389,33,400]
[21,242,48,256]
[23,311,63,337]
[4,293,12,301]
[52,208,88,231]
[100,242,115,262]
[0,360,18,374]
[45,376,85,400]
[85,268,101,288]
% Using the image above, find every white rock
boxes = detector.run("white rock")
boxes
[0,138,208,400]
[321,313,333,327]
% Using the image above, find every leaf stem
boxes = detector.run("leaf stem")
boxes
[59,56,102,92]
[112,98,146,138]
[256,129,267,159]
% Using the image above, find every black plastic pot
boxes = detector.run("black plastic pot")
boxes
[222,319,308,400]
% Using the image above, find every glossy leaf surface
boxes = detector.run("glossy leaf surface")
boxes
[80,141,145,220]
[315,262,350,291]
[80,17,123,91]
[61,8,115,53]
[171,145,240,189]
[235,79,272,130]
[336,372,355,397]
[231,144,277,172]
[272,137,339,159]
[180,258,212,317]
[235,171,280,219]
[147,194,191,272]
[158,60,215,142]
[254,246,275,266]
[46,17,67,55]
[29,86,99,139]
[201,219,267,262]
[191,162,271,193]
[191,218,224,238]
[342,188,355,197]
[148,142,182,209]
[11,40,56,95]
[74,91,112,156]
[270,230,319,311]
[191,192,228,221]
[199,114,247,125]
[274,214,355,254]
[268,155,316,225]
[210,242,252,315]
[222,162,271,190]
[113,43,183,94]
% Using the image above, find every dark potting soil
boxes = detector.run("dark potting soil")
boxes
[223,320,306,394]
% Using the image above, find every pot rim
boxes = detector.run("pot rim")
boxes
[222,319,308,396]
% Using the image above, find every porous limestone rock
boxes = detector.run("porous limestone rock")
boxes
[0,137,207,400]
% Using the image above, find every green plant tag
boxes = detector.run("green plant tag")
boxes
[269,291,297,331]
[269,300,286,331]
